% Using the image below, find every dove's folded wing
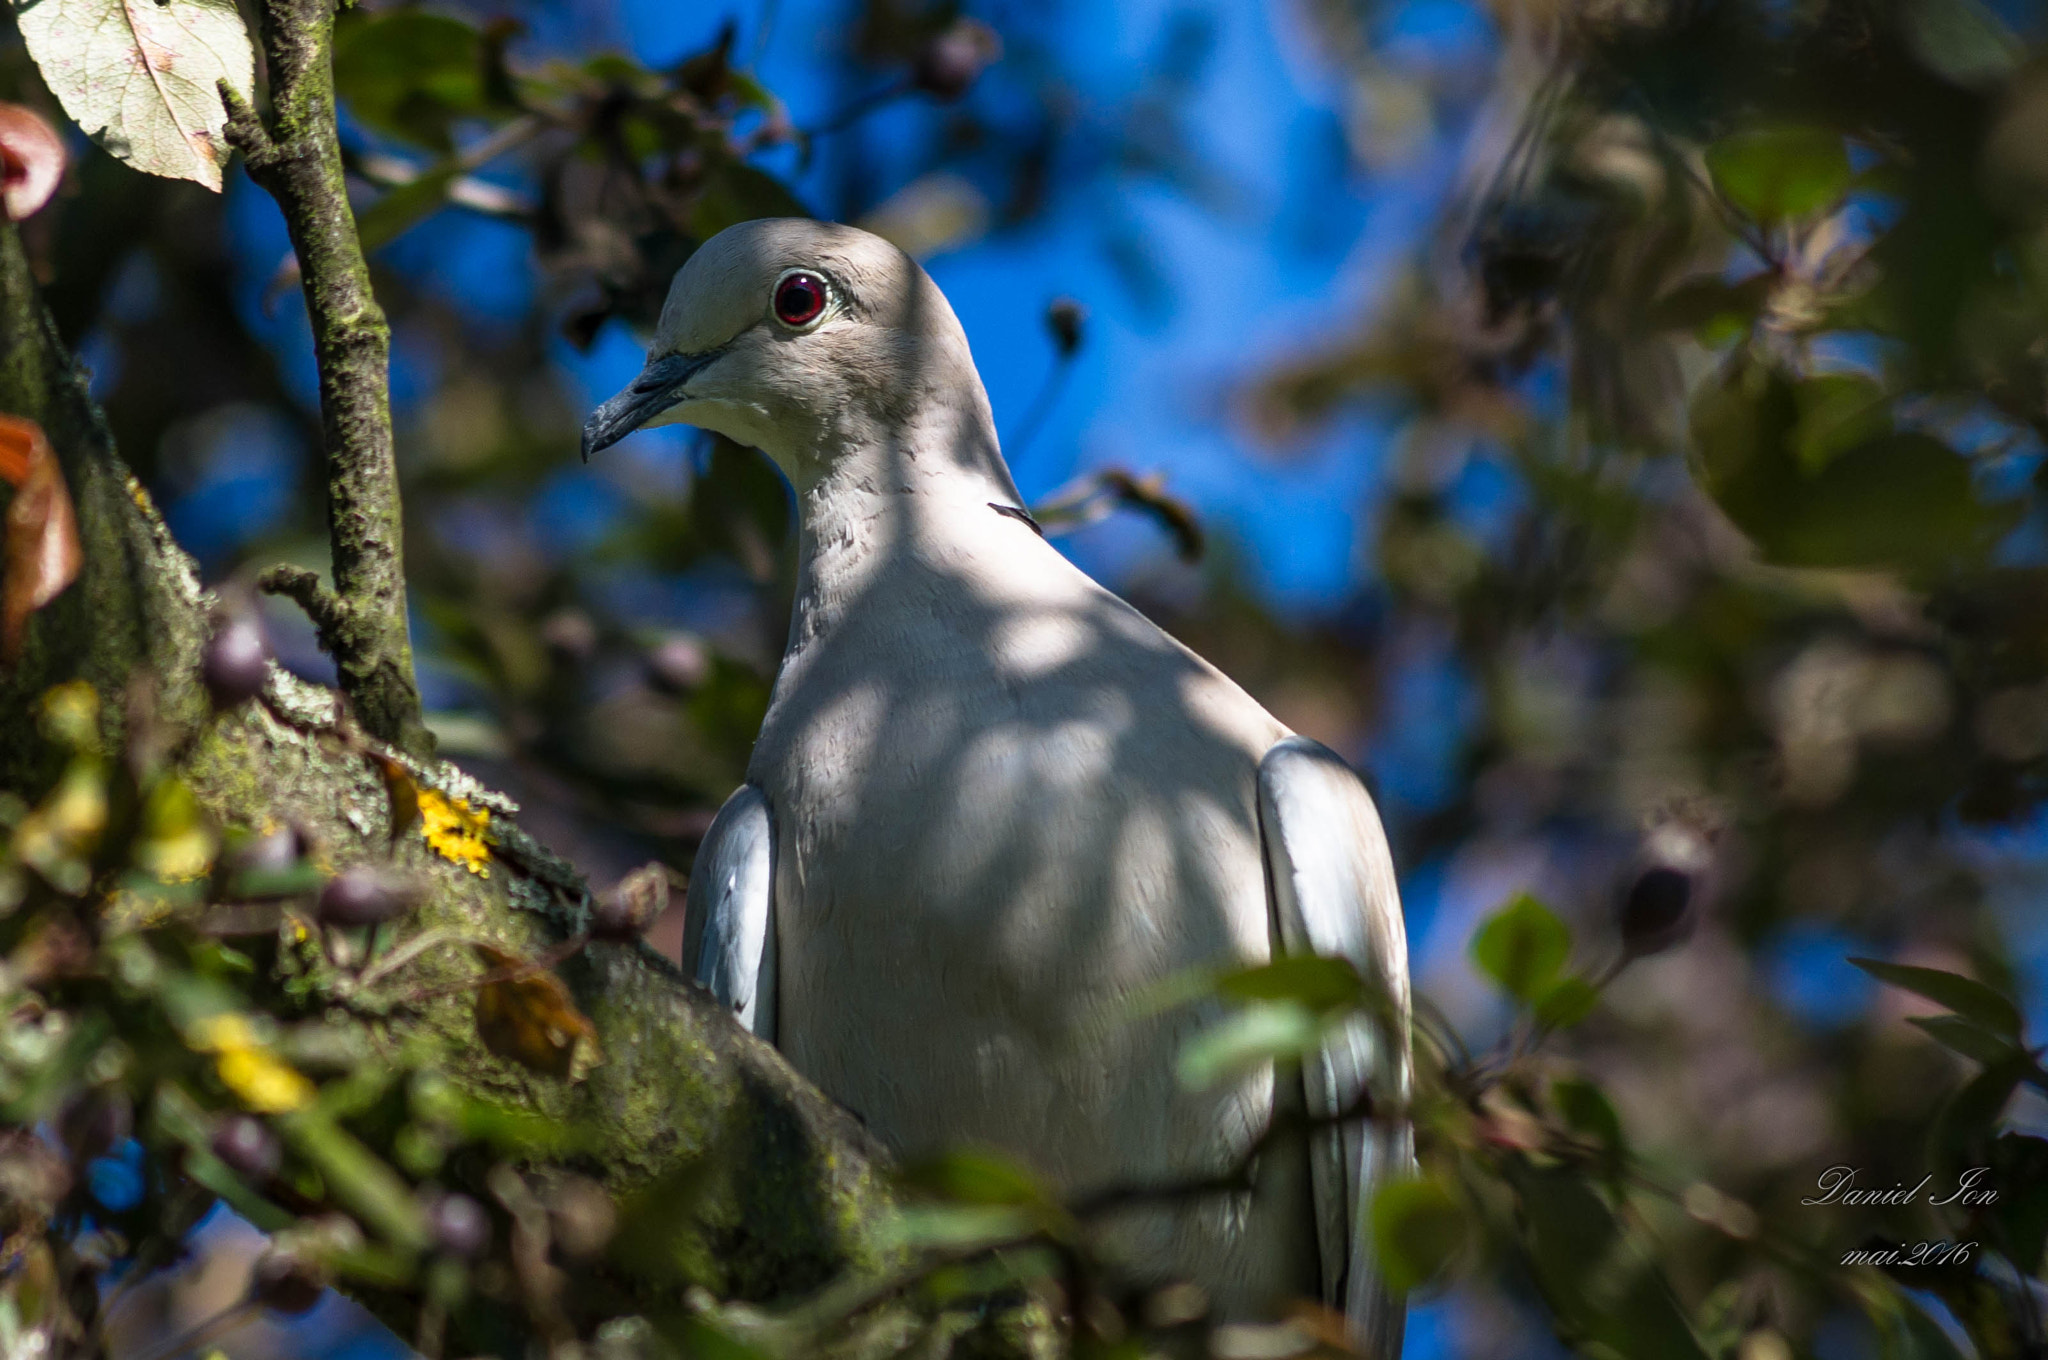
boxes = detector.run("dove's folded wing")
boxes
[1258,735,1413,1357]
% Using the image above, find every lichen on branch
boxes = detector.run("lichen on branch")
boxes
[216,0,428,758]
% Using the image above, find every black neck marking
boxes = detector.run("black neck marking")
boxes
[989,502,1044,537]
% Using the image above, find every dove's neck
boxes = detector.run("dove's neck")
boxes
[781,392,1024,659]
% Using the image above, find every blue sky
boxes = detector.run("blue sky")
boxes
[402,0,1489,607]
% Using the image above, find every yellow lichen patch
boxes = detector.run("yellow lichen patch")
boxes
[187,1013,315,1114]
[418,788,491,877]
[126,475,156,515]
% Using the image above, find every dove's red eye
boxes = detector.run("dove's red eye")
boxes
[773,271,828,327]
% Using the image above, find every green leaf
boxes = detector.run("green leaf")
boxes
[1469,893,1571,1004]
[1175,1001,1324,1090]
[1370,1177,1469,1293]
[880,1203,1041,1253]
[1706,125,1853,222]
[1849,957,2023,1037]
[150,1081,294,1232]
[1215,954,1365,1013]
[1691,362,2019,574]
[355,165,461,253]
[1902,0,2023,89]
[12,0,254,190]
[1880,1293,1974,1360]
[223,861,326,901]
[278,1109,428,1251]
[1907,1014,2021,1065]
[919,1245,1064,1305]
[687,160,811,240]
[1646,271,1775,337]
[1534,976,1600,1029]
[1552,1077,1626,1169]
[899,1150,1055,1208]
[1931,1052,2034,1171]
[1988,1133,2048,1276]
[1792,373,1890,475]
[668,1317,778,1360]
[1511,1161,1712,1360]
[333,11,486,152]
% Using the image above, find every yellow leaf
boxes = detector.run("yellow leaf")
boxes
[187,1012,259,1051]
[217,1046,314,1113]
[137,778,217,881]
[188,1013,314,1112]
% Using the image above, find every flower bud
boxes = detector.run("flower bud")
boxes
[644,633,710,695]
[911,19,1001,101]
[211,1114,281,1181]
[317,865,424,928]
[592,863,669,942]
[541,609,597,661]
[1046,297,1086,357]
[1619,865,1694,957]
[426,1191,490,1258]
[547,1176,617,1258]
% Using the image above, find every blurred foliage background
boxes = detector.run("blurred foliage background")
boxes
[8,0,2048,1357]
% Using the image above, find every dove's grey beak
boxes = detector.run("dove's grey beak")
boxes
[581,348,725,462]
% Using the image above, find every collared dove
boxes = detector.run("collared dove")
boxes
[584,218,1412,1351]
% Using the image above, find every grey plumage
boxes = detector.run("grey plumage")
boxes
[586,218,1412,1350]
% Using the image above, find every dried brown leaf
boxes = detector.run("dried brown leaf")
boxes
[0,415,81,663]
[472,943,601,1080]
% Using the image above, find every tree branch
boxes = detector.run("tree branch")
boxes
[217,0,429,758]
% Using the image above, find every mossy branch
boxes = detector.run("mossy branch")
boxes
[217,0,429,759]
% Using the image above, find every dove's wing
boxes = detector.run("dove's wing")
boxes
[684,784,778,1041]
[1258,735,1413,1357]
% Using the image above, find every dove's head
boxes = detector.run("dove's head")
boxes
[582,218,999,491]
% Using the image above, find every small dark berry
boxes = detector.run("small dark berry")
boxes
[251,1249,325,1314]
[58,1089,133,1163]
[644,633,710,695]
[211,1115,281,1181]
[427,1192,490,1258]
[1619,865,1694,957]
[911,19,1001,101]
[317,866,423,928]
[1046,297,1086,357]
[592,863,670,942]
[203,612,272,710]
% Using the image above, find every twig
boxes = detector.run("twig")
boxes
[1031,468,1205,562]
[354,925,464,991]
[1003,352,1073,463]
[218,0,430,758]
[803,78,913,140]
[749,0,781,67]
[398,932,590,1006]
[257,564,347,659]
[1071,1086,1384,1221]
[345,112,548,224]
[128,1297,258,1360]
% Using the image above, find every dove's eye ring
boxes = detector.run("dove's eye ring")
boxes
[773,270,830,329]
